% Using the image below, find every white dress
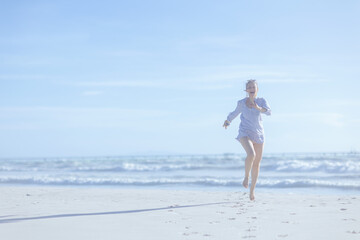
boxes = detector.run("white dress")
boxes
[227,97,271,143]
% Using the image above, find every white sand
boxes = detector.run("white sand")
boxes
[0,186,359,240]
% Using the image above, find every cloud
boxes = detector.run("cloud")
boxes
[0,62,326,92]
[102,50,153,57]
[0,33,89,45]
[349,118,360,124]
[322,99,360,107]
[82,91,104,96]
[0,74,57,81]
[260,78,329,83]
[74,81,161,88]
[1,54,64,67]
[178,35,245,48]
[0,106,168,116]
[63,65,323,91]
[269,112,345,127]
[0,106,170,130]
[68,79,234,91]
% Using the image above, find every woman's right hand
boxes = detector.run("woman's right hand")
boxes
[223,120,230,129]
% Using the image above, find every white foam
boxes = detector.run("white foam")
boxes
[0,152,359,191]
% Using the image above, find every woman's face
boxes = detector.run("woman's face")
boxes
[246,82,258,98]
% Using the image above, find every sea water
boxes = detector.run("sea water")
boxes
[0,152,359,194]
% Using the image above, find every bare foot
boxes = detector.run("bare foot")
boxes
[242,177,249,188]
[250,191,255,201]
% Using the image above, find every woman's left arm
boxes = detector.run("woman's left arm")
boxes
[256,98,271,115]
[258,107,268,113]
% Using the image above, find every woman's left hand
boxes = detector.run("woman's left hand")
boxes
[249,98,261,111]
[253,102,262,111]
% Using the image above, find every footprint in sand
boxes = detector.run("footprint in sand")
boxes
[246,226,257,232]
[168,204,179,208]
[209,221,220,224]
[182,231,199,235]
[231,204,242,208]
[242,235,256,238]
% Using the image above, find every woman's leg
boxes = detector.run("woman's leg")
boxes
[239,137,256,189]
[249,142,264,200]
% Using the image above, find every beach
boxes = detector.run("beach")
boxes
[1,185,359,240]
[2,0,360,238]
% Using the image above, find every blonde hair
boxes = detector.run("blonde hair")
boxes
[245,79,258,97]
[246,79,258,89]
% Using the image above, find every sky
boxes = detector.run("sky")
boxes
[1,0,360,158]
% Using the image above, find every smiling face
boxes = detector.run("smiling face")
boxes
[246,80,258,98]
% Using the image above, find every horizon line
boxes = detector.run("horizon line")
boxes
[0,150,358,160]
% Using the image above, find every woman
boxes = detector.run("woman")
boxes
[223,79,271,200]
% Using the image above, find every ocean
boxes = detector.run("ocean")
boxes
[0,152,359,193]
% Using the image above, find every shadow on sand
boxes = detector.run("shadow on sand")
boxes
[0,201,235,224]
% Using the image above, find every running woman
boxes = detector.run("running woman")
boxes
[223,79,271,200]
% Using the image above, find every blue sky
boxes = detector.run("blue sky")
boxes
[1,0,360,157]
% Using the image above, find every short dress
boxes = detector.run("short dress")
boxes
[227,97,271,144]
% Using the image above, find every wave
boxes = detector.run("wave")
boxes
[262,159,360,173]
[1,151,360,174]
[1,176,359,190]
[1,153,359,191]
[0,164,243,172]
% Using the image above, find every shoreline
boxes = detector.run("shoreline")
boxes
[1,183,359,195]
[1,185,359,239]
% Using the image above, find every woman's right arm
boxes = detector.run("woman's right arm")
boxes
[224,101,242,128]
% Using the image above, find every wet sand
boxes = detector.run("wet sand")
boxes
[0,186,359,240]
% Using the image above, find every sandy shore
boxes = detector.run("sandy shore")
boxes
[0,186,359,240]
